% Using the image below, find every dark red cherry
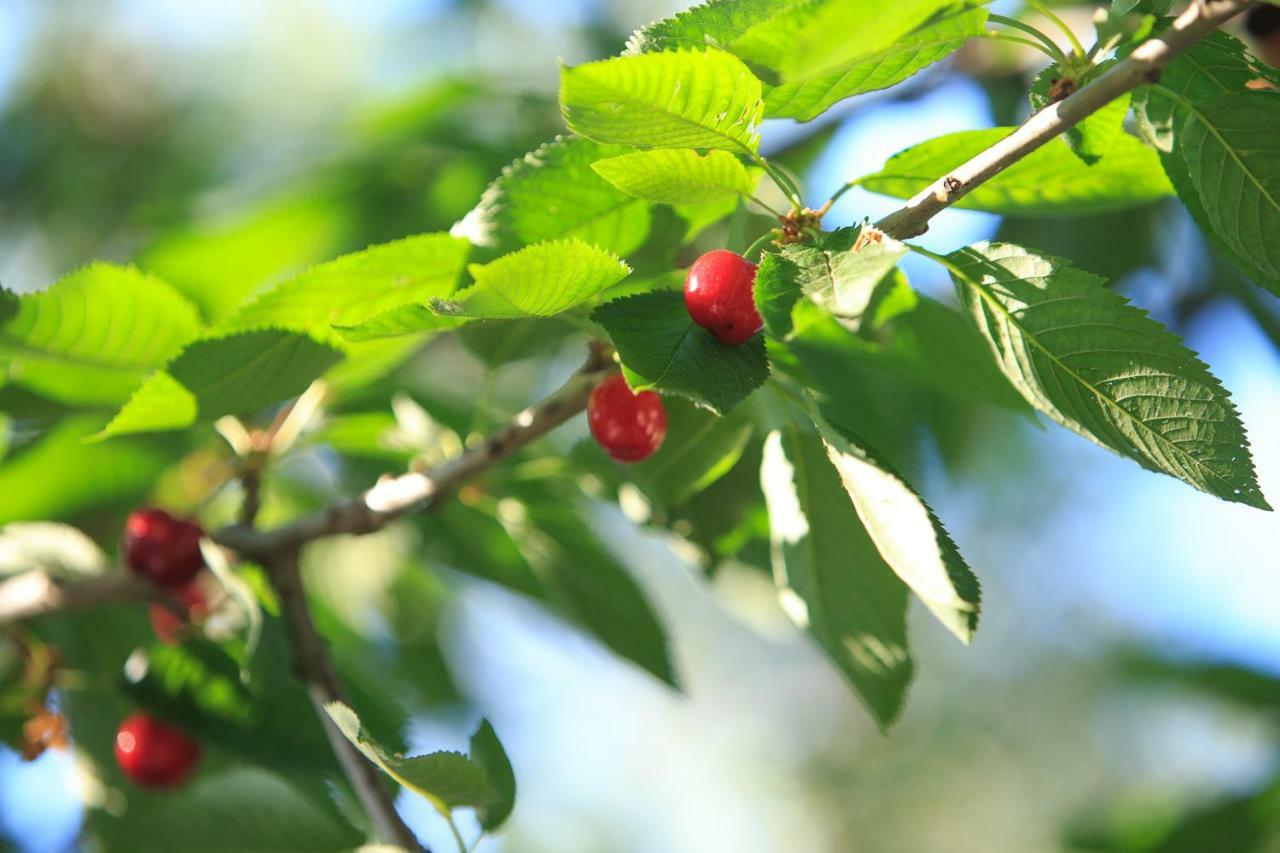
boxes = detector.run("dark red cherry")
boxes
[148,578,209,645]
[123,508,205,589]
[588,373,667,463]
[684,249,763,345]
[114,713,201,790]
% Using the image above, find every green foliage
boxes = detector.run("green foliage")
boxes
[761,423,913,728]
[774,226,909,329]
[327,701,499,815]
[1132,32,1280,296]
[98,331,343,439]
[435,239,631,319]
[942,242,1268,508]
[592,291,769,414]
[813,408,980,642]
[591,149,763,205]
[861,128,1173,215]
[0,264,200,407]
[470,720,517,831]
[560,49,764,152]
[458,136,652,256]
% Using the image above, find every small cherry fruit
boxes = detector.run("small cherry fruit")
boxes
[114,713,201,790]
[123,508,206,589]
[588,373,667,463]
[148,578,209,645]
[684,249,763,345]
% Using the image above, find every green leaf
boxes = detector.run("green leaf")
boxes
[627,0,977,121]
[560,49,764,153]
[591,149,762,205]
[1029,62,1130,165]
[503,497,678,686]
[861,128,1173,215]
[470,720,517,831]
[433,239,630,320]
[592,291,769,414]
[222,232,471,343]
[0,264,201,407]
[761,425,912,728]
[753,252,803,338]
[1174,93,1280,297]
[1131,32,1280,296]
[326,701,497,815]
[93,767,365,853]
[763,4,989,121]
[97,331,343,439]
[943,242,1268,509]
[781,226,908,324]
[0,522,107,578]
[812,407,980,642]
[0,415,179,524]
[455,136,651,256]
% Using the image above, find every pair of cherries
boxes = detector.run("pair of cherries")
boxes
[114,508,209,790]
[589,250,762,464]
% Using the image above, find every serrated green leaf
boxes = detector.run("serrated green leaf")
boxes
[97,331,343,439]
[627,0,977,121]
[560,49,764,153]
[326,701,496,815]
[943,241,1268,509]
[812,407,980,642]
[861,128,1173,215]
[223,233,471,342]
[591,149,762,205]
[763,4,988,121]
[761,425,912,728]
[470,720,516,831]
[454,136,651,256]
[1029,62,1130,165]
[333,304,465,342]
[433,239,630,320]
[0,264,201,406]
[754,252,803,338]
[592,291,768,414]
[782,226,908,323]
[1131,32,1280,296]
[1174,93,1280,297]
[0,415,179,524]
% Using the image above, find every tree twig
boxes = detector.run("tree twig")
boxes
[265,548,426,852]
[0,571,157,626]
[214,347,614,560]
[875,0,1256,239]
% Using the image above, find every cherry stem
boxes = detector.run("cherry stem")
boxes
[986,14,1069,62]
[744,231,777,260]
[1024,0,1086,59]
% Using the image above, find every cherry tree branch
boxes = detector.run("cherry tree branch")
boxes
[0,571,157,625]
[265,548,426,852]
[213,346,614,560]
[875,0,1256,239]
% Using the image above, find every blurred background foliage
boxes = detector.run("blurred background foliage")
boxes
[0,0,1277,851]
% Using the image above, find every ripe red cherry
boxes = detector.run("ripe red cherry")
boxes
[588,373,667,463]
[114,713,201,790]
[684,249,763,345]
[123,508,206,589]
[148,578,209,645]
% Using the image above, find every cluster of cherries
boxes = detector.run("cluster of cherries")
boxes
[112,508,210,790]
[588,249,762,463]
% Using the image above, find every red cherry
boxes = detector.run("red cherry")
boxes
[123,508,206,589]
[114,713,201,790]
[684,249,763,345]
[588,373,667,463]
[148,578,209,645]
